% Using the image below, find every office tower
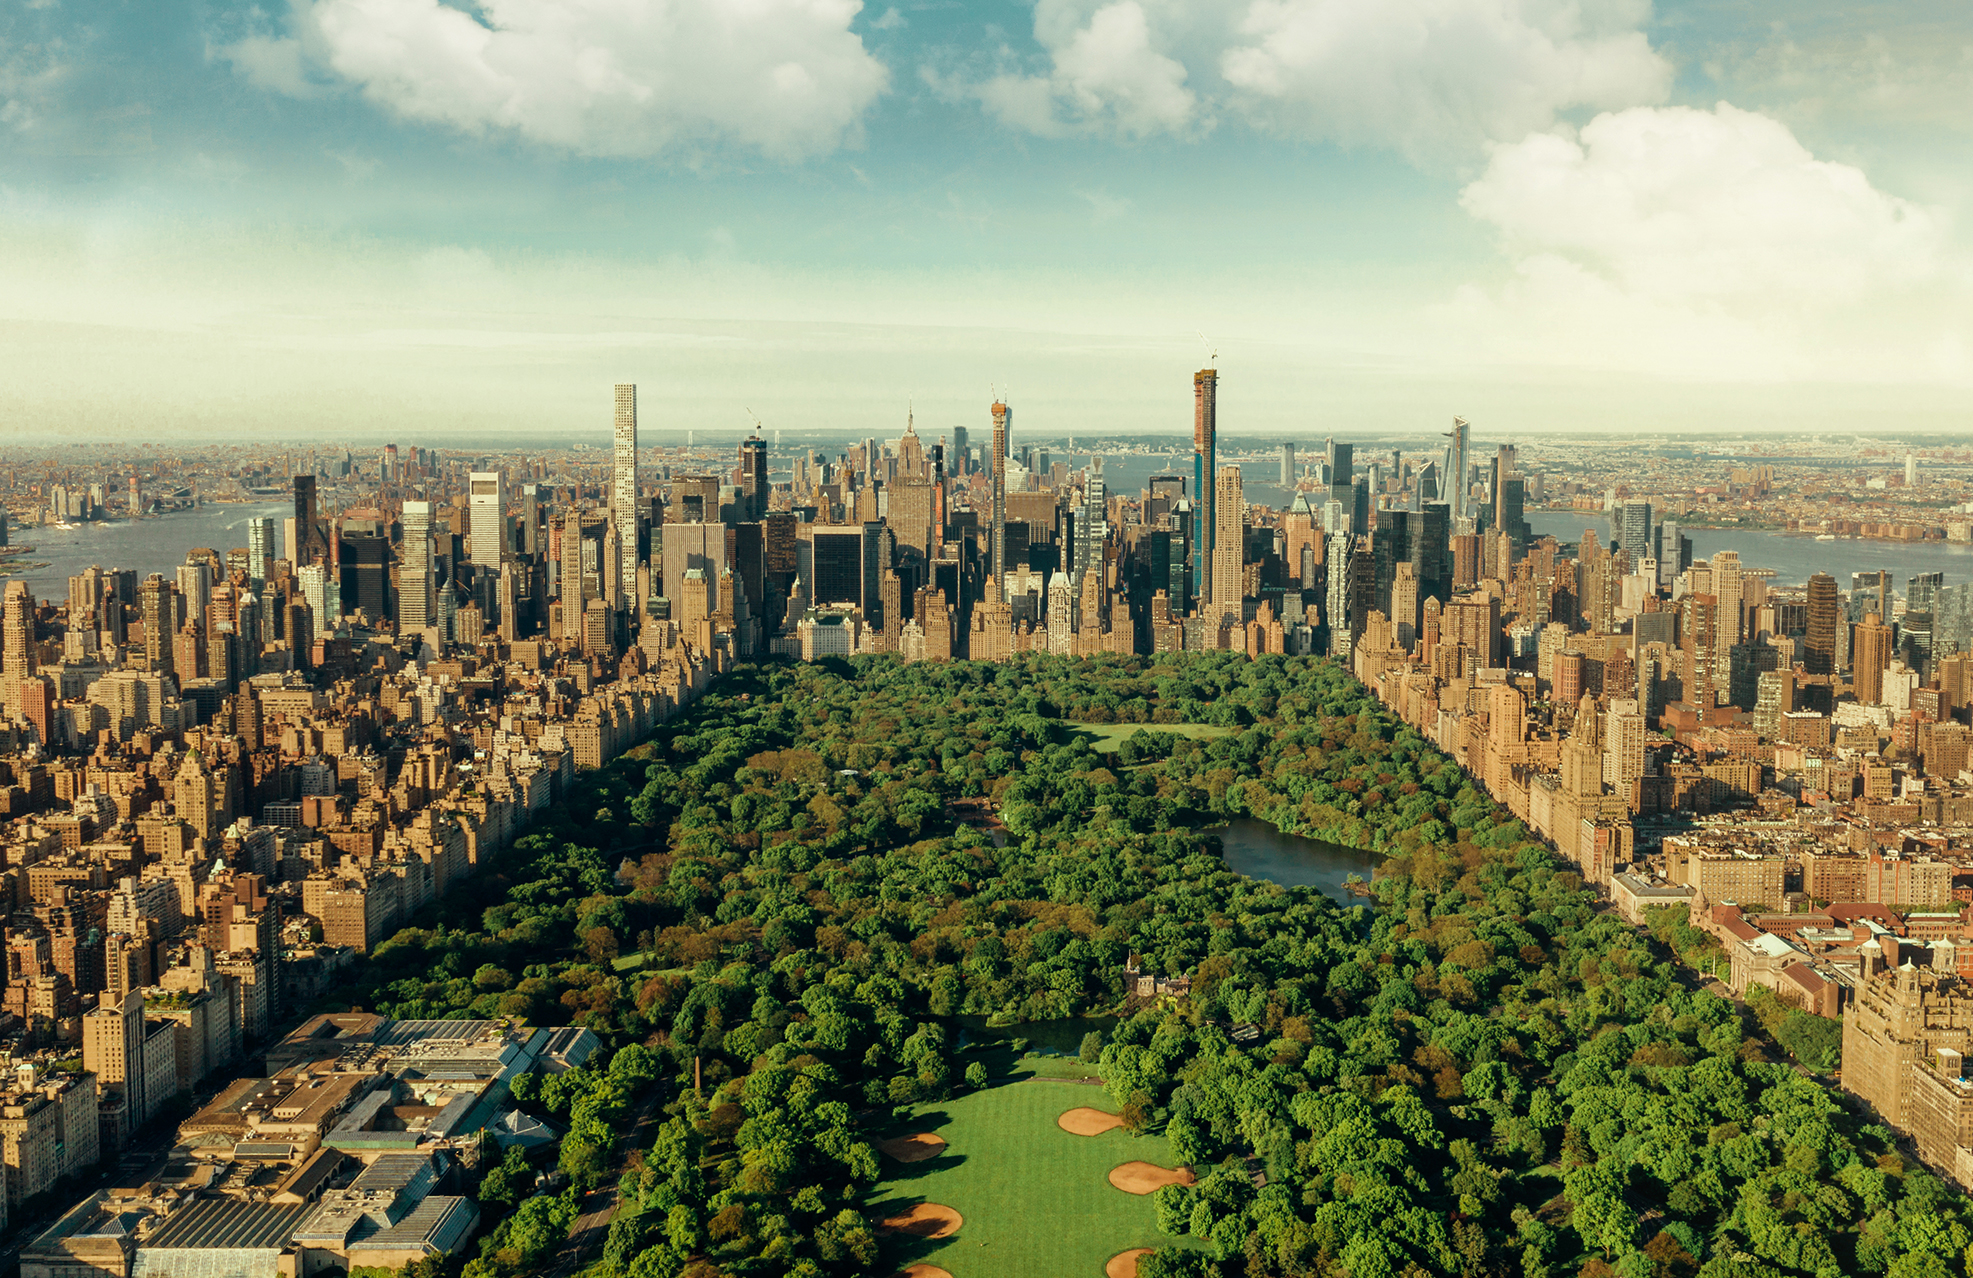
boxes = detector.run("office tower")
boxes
[951,426,969,476]
[468,470,506,568]
[1910,572,1944,613]
[68,567,107,633]
[1076,478,1107,579]
[1680,593,1718,705]
[1851,570,1892,624]
[140,575,175,682]
[1193,369,1218,608]
[812,526,865,607]
[1854,613,1894,705]
[1211,465,1243,618]
[2,582,35,703]
[398,501,435,635]
[1441,418,1468,523]
[1279,442,1296,486]
[612,384,640,599]
[176,560,211,626]
[1656,519,1686,591]
[84,991,147,1131]
[1603,699,1646,794]
[297,564,335,631]
[1324,532,1352,654]
[1712,551,1744,660]
[1618,502,1652,565]
[990,401,1010,596]
[127,475,142,518]
[291,474,329,567]
[247,517,275,586]
[339,529,390,622]
[1907,454,1920,486]
[1805,572,1838,675]
[862,521,892,631]
[520,484,542,558]
[740,436,768,522]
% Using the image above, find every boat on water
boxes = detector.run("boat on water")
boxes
[1814,533,1836,541]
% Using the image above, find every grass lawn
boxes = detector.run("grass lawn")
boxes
[871,1057,1200,1277]
[1069,722,1233,753]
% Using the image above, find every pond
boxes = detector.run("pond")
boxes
[1212,817,1380,905]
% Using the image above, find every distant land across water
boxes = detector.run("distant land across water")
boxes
[1524,510,1973,592]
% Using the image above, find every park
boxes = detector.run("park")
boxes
[868,1050,1198,1278]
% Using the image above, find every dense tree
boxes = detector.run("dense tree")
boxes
[325,652,1972,1278]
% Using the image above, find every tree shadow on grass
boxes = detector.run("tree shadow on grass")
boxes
[867,1191,961,1273]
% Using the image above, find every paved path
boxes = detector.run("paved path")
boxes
[548,1085,668,1276]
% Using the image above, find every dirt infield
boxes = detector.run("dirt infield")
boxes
[878,1133,948,1163]
[1108,1162,1196,1195]
[1057,1107,1124,1136]
[1106,1249,1156,1278]
[876,1203,964,1238]
[893,1267,955,1278]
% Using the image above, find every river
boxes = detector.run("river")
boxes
[4,502,293,600]
[1526,509,1973,592]
[1213,818,1379,904]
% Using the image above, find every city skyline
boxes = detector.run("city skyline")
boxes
[2,2,1969,438]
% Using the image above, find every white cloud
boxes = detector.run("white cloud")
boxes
[1221,0,1671,160]
[973,0,1200,139]
[226,0,890,161]
[954,0,1668,156]
[1461,103,1942,302]
[1444,103,1967,381]
[210,34,324,99]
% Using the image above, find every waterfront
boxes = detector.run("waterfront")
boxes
[5,502,291,599]
[1213,817,1380,904]
[1526,509,1973,590]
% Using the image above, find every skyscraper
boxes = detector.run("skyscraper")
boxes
[612,384,640,600]
[398,501,435,636]
[1444,418,1468,523]
[291,475,329,567]
[990,401,1010,596]
[1076,477,1107,580]
[1618,502,1652,565]
[1805,572,1838,675]
[2,581,35,705]
[176,561,211,627]
[1192,368,1217,608]
[1854,612,1894,705]
[1279,442,1296,487]
[468,471,506,568]
[140,575,175,683]
[247,518,275,586]
[740,436,769,522]
[1211,465,1243,619]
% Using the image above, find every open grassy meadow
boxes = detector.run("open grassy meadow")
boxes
[1068,722,1233,753]
[870,1062,1198,1278]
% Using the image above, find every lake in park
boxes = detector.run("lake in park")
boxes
[1212,818,1380,904]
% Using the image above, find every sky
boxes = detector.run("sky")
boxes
[1,0,1970,444]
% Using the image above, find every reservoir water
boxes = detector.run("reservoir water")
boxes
[1213,818,1379,904]
[6,503,292,599]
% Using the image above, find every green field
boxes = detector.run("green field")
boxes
[1068,722,1232,753]
[872,1063,1197,1277]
